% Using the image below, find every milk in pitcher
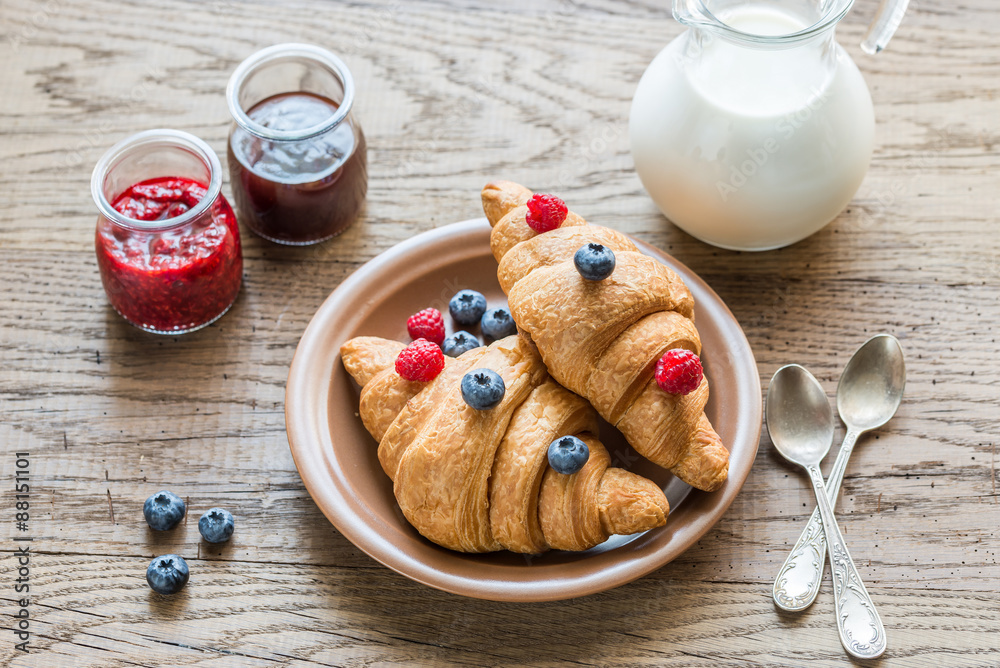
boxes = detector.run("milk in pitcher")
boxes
[630,3,879,250]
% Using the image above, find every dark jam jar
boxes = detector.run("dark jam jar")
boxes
[91,130,243,334]
[226,43,368,245]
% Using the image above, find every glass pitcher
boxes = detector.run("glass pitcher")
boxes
[629,0,908,251]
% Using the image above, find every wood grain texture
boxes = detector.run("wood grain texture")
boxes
[1,0,998,665]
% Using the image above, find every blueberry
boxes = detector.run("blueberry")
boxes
[449,290,487,326]
[461,368,506,410]
[442,330,481,357]
[480,307,517,341]
[547,435,590,474]
[198,508,235,544]
[146,554,189,595]
[143,490,186,531]
[574,243,616,281]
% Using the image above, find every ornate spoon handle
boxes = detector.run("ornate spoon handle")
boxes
[773,430,860,611]
[805,464,887,660]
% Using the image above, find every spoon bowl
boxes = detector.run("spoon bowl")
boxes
[766,364,835,468]
[837,334,905,432]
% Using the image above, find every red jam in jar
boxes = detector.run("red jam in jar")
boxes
[92,130,243,334]
[227,44,367,245]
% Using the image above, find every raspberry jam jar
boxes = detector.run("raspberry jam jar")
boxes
[91,129,243,334]
[226,43,368,245]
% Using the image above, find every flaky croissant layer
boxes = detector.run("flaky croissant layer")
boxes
[341,335,669,553]
[482,180,729,492]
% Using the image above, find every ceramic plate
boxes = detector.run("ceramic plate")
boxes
[285,218,761,602]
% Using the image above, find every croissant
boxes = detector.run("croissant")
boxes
[481,180,729,492]
[340,334,670,553]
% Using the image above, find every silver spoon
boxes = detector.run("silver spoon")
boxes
[773,335,905,612]
[767,364,887,660]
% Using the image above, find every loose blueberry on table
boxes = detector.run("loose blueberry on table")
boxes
[481,307,517,341]
[574,243,616,281]
[449,289,488,327]
[199,508,235,544]
[548,435,590,475]
[143,490,186,531]
[442,330,480,357]
[461,369,506,410]
[146,554,190,595]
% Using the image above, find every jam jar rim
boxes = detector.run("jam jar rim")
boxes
[226,42,356,143]
[90,128,223,233]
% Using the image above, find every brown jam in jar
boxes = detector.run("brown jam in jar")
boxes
[228,92,367,245]
[226,44,367,245]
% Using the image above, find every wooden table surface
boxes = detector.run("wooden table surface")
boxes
[2,0,998,665]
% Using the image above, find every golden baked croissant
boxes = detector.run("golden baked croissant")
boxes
[340,334,670,553]
[481,180,729,492]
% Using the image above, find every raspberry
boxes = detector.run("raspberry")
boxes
[525,193,568,233]
[407,307,445,344]
[655,349,703,395]
[395,338,445,382]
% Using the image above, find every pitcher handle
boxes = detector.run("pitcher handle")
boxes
[861,0,910,54]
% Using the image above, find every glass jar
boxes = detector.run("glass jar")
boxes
[91,129,243,334]
[226,43,368,245]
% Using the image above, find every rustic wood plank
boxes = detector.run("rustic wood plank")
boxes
[1,556,999,667]
[1,0,999,665]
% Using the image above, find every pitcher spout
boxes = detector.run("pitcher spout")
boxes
[672,0,715,29]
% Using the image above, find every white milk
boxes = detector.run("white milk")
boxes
[629,6,874,251]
